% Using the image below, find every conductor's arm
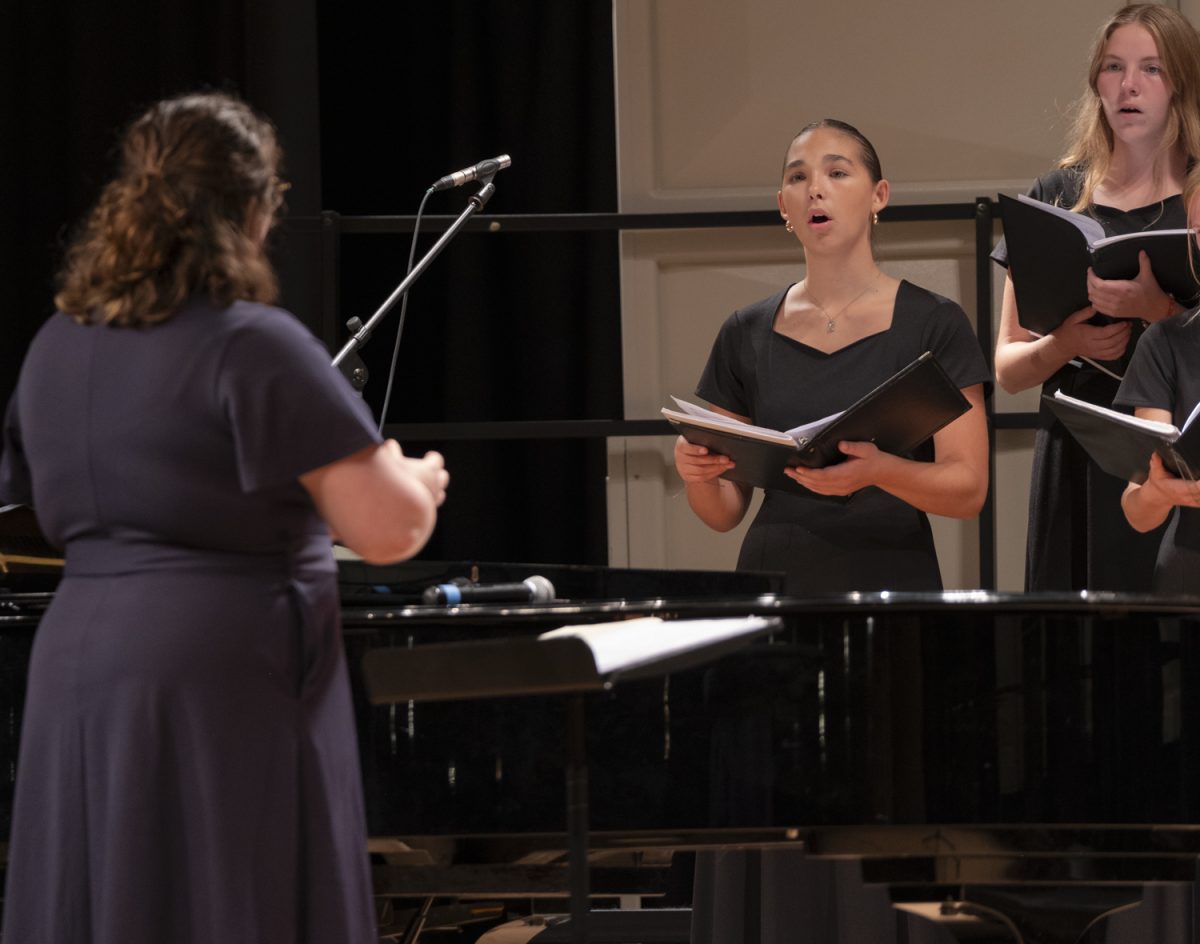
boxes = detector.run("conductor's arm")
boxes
[301,440,448,563]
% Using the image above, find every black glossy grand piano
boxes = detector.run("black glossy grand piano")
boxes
[7,559,1200,943]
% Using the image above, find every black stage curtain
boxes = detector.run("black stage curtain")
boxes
[317,2,621,566]
[1,0,322,388]
[4,1,619,567]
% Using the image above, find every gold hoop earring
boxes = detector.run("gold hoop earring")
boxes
[784,219,794,233]
[872,212,879,225]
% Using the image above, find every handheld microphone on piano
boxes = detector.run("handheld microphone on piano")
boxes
[429,154,512,192]
[421,574,556,606]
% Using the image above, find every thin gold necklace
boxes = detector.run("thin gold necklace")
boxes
[804,271,880,333]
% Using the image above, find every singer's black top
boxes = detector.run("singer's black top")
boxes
[696,280,989,594]
[1115,314,1200,593]
[0,299,382,944]
[991,168,1183,591]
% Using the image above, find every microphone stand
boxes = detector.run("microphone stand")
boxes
[331,178,498,391]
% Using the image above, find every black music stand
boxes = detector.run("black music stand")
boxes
[361,614,783,944]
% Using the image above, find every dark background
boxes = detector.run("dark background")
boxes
[1,0,621,566]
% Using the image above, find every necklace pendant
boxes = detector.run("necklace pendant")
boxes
[826,319,836,333]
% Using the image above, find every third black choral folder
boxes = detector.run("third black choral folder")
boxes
[1045,390,1200,482]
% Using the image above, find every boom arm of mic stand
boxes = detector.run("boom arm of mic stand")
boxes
[331,180,498,390]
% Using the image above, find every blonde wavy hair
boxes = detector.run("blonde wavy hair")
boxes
[1060,3,1200,215]
[56,92,285,326]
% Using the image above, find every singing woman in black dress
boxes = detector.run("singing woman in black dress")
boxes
[1116,307,1200,592]
[674,119,989,593]
[993,3,1200,591]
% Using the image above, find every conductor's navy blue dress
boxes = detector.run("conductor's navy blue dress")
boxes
[0,299,382,944]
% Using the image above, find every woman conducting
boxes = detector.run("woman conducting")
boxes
[0,92,449,943]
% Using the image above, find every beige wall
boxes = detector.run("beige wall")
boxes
[607,0,1185,590]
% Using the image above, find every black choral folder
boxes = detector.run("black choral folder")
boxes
[1044,390,1200,483]
[663,351,971,494]
[999,192,1199,335]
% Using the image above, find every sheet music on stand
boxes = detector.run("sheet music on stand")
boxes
[360,613,783,944]
[539,615,780,678]
[361,614,782,704]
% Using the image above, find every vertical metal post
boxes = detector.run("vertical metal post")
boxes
[319,209,342,352]
[975,197,997,590]
[566,693,590,943]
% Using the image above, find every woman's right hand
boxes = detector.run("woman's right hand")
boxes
[673,436,733,485]
[1123,452,1200,533]
[1139,452,1200,510]
[300,438,447,563]
[675,435,751,532]
[394,443,449,506]
[1048,305,1132,362]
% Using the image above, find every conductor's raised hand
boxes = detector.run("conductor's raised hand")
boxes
[1049,304,1132,361]
[403,446,449,506]
[1086,251,1171,320]
[674,436,733,485]
[301,438,445,563]
[784,439,885,497]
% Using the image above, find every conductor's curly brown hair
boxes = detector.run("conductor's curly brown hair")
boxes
[55,91,287,327]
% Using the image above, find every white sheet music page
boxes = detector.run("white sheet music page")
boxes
[538,615,776,676]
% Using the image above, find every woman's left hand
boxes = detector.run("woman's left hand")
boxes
[1086,251,1173,321]
[785,440,887,496]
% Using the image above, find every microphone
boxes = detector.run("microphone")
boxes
[422,574,556,606]
[429,154,512,192]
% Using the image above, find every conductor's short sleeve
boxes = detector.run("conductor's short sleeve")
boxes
[0,391,33,506]
[216,308,383,493]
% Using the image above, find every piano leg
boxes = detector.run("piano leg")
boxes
[1078,883,1199,942]
[966,884,1198,943]
[566,694,589,944]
